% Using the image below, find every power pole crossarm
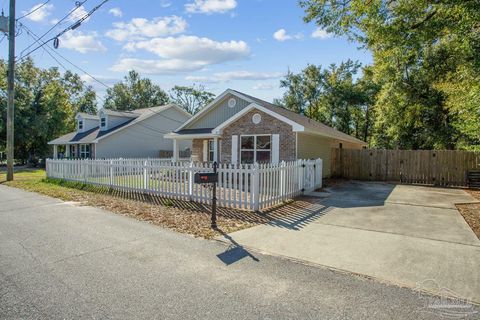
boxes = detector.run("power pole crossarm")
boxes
[6,0,15,181]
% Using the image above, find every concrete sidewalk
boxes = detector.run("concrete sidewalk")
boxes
[222,182,480,304]
[3,185,479,319]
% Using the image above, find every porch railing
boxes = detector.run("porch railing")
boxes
[46,158,322,211]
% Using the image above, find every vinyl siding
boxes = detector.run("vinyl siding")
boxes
[297,133,364,177]
[107,115,133,130]
[185,94,251,129]
[95,108,191,159]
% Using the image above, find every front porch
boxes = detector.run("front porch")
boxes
[52,143,95,159]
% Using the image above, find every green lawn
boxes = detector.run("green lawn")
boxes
[0,168,275,238]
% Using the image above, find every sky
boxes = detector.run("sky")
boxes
[1,0,372,104]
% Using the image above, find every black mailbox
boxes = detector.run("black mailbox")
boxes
[194,172,218,184]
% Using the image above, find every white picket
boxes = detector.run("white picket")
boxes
[46,157,322,212]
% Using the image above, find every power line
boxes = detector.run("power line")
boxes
[19,22,108,105]
[16,0,51,21]
[19,0,111,61]
[19,0,89,58]
[19,22,111,92]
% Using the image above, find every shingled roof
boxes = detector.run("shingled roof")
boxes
[49,105,181,145]
[232,90,366,145]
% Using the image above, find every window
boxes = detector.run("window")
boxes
[240,135,271,164]
[100,117,106,128]
[78,120,83,130]
[70,145,77,158]
[80,144,90,159]
[208,140,215,162]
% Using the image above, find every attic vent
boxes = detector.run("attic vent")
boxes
[228,98,237,108]
[252,113,262,124]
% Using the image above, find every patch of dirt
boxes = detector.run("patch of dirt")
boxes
[457,189,480,240]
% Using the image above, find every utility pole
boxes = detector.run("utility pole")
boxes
[6,0,15,181]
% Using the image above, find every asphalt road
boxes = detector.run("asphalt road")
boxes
[0,185,478,319]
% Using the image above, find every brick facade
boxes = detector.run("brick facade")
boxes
[220,109,296,163]
[189,109,297,163]
[191,139,205,162]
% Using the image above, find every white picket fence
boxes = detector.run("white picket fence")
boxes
[46,158,322,211]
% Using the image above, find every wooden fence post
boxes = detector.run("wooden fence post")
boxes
[252,163,260,211]
[188,161,194,200]
[109,160,113,187]
[316,158,323,189]
[143,160,148,190]
[298,160,305,194]
[83,160,87,183]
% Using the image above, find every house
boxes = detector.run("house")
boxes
[49,105,191,159]
[165,89,366,177]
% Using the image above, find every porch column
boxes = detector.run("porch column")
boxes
[65,144,71,158]
[53,145,58,159]
[172,139,179,161]
[213,137,219,163]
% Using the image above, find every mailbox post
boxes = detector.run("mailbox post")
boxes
[194,162,218,229]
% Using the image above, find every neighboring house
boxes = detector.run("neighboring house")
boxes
[49,105,191,159]
[165,89,366,177]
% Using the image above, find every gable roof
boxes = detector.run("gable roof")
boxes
[99,109,139,118]
[232,91,366,145]
[172,89,365,145]
[49,104,190,145]
[76,112,99,120]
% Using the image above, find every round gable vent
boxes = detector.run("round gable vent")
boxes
[252,113,262,124]
[228,98,237,108]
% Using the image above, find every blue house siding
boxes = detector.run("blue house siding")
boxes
[184,94,251,130]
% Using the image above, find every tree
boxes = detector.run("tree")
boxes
[0,58,94,162]
[278,60,376,140]
[300,0,480,149]
[62,71,97,114]
[169,85,215,115]
[104,70,169,111]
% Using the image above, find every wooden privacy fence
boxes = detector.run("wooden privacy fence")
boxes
[331,149,480,187]
[46,158,323,211]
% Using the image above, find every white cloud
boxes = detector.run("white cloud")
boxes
[22,3,54,22]
[108,7,123,17]
[185,0,237,14]
[125,35,250,63]
[60,31,107,54]
[253,83,274,90]
[160,0,172,8]
[186,71,282,83]
[112,36,250,74]
[311,28,332,39]
[68,5,89,23]
[80,74,119,89]
[273,29,303,42]
[106,16,187,41]
[111,58,206,74]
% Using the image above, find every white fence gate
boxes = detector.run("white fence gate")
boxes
[46,158,322,211]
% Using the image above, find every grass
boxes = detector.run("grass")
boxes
[457,189,480,240]
[0,169,309,239]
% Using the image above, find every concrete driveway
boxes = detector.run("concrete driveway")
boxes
[5,185,479,319]
[222,182,480,304]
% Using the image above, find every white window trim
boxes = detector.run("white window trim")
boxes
[78,120,84,131]
[100,117,107,128]
[208,139,215,162]
[79,144,91,159]
[240,134,272,164]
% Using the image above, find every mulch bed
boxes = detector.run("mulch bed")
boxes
[457,189,480,240]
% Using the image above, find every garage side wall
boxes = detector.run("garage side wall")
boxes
[297,133,364,177]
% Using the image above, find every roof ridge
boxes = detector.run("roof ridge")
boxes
[231,89,365,144]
